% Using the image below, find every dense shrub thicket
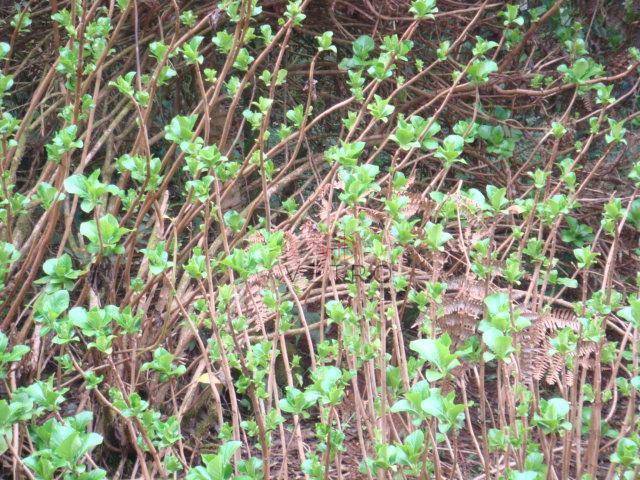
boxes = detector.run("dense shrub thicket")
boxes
[1,0,640,478]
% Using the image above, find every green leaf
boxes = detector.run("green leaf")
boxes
[467,59,498,84]
[353,35,375,59]
[410,0,438,19]
[164,115,198,149]
[0,43,9,61]
[410,333,460,378]
[482,327,514,361]
[423,222,452,251]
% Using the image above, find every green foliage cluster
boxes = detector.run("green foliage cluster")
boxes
[0,0,640,479]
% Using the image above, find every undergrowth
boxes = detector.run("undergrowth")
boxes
[1,0,640,479]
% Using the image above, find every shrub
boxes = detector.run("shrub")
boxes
[1,0,639,478]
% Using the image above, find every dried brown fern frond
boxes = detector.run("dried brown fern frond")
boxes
[428,275,493,342]
[402,191,426,218]
[521,308,596,385]
[421,275,597,385]
[240,274,271,332]
[445,275,497,301]
[273,230,302,279]
[314,183,335,223]
[528,308,581,348]
[436,292,484,341]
